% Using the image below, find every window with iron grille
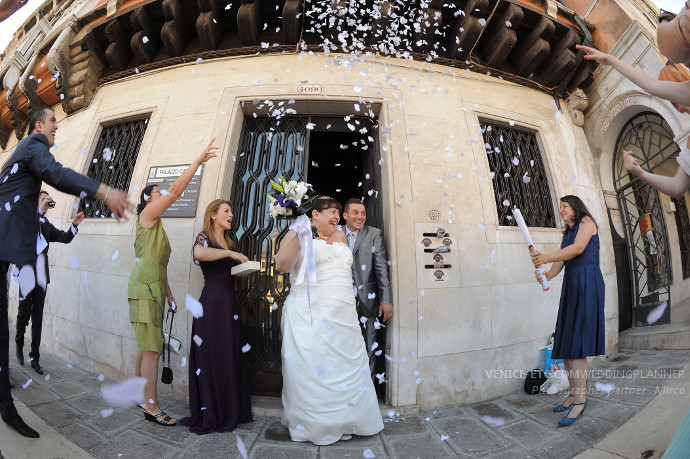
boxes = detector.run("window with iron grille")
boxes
[79,117,150,218]
[479,120,556,228]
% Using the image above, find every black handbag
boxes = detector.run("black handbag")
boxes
[161,311,174,385]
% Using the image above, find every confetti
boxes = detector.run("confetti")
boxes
[22,379,33,389]
[181,357,187,367]
[235,434,248,459]
[595,381,616,394]
[185,294,204,318]
[647,301,668,324]
[242,343,251,353]
[193,335,203,347]
[482,416,505,426]
[440,435,449,441]
[98,374,105,381]
[101,408,114,418]
[101,377,146,406]
[363,449,376,458]
[112,250,119,260]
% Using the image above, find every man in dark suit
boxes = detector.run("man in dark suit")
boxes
[15,191,85,375]
[343,198,393,381]
[0,106,133,438]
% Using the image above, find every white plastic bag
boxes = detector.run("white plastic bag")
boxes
[540,364,570,395]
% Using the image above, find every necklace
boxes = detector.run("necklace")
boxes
[312,226,328,240]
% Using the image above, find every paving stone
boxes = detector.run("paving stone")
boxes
[176,429,256,458]
[381,433,458,458]
[58,422,106,451]
[589,402,639,424]
[430,417,514,455]
[47,380,92,399]
[261,417,292,443]
[570,416,619,444]
[337,433,385,447]
[466,401,517,423]
[87,408,142,438]
[481,446,532,458]
[11,383,60,407]
[319,445,388,458]
[529,434,589,458]
[32,401,89,428]
[66,393,113,417]
[75,375,105,393]
[55,364,91,381]
[32,353,63,369]
[602,386,658,406]
[381,414,435,436]
[249,444,319,459]
[88,430,178,459]
[419,405,465,420]
[502,393,548,412]
[500,418,561,450]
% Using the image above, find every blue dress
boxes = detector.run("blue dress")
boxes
[552,223,606,359]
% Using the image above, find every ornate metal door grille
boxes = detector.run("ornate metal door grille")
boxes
[230,117,310,396]
[79,117,150,218]
[613,112,674,326]
[672,196,690,279]
[479,120,556,228]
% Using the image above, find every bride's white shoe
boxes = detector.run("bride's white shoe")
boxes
[340,434,353,441]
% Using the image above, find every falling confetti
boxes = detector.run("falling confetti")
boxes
[482,416,505,426]
[595,381,616,394]
[112,250,119,260]
[647,301,668,324]
[101,377,146,406]
[242,343,251,353]
[185,294,204,318]
[193,335,203,347]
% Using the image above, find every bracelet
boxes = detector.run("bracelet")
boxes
[103,186,111,203]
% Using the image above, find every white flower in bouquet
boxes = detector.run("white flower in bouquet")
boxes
[295,182,308,198]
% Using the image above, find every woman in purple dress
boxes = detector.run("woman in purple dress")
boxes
[180,199,253,434]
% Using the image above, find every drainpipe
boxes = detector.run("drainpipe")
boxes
[552,0,594,110]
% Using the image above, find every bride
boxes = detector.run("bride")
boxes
[274,196,384,445]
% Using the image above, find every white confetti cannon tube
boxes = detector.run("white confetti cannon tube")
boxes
[513,209,550,291]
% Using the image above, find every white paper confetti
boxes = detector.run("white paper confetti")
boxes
[193,335,203,347]
[101,377,146,406]
[482,416,505,426]
[185,294,204,318]
[22,379,33,389]
[595,381,615,394]
[647,301,668,324]
[101,408,114,418]
[242,343,251,353]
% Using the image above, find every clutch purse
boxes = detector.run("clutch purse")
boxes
[164,333,182,355]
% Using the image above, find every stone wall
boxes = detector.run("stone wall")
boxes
[0,52,616,408]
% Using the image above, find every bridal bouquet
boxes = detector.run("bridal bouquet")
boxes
[267,176,317,220]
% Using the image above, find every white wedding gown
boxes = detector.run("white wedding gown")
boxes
[281,239,384,445]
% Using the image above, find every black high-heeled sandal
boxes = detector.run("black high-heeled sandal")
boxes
[144,410,177,427]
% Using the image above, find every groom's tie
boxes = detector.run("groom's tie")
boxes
[348,232,355,251]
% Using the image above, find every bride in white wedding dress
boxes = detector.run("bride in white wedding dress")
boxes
[274,197,383,445]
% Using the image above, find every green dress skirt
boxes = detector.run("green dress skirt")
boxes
[128,217,171,354]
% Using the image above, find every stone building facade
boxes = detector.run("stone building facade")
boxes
[2,0,677,409]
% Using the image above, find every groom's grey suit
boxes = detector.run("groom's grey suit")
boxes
[349,225,392,378]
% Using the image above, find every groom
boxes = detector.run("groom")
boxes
[342,198,393,380]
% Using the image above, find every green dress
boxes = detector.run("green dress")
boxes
[127,217,171,354]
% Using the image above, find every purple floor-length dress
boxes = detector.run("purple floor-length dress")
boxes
[180,232,252,434]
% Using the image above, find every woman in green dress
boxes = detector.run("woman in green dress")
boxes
[128,139,217,426]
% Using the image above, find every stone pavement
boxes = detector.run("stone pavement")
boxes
[1,343,688,458]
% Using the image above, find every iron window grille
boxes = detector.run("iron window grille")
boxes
[79,117,150,218]
[672,195,690,279]
[479,120,556,228]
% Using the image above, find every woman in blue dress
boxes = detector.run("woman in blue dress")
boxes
[531,195,605,426]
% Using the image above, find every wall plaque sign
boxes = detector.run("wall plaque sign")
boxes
[145,164,204,217]
[297,84,324,94]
